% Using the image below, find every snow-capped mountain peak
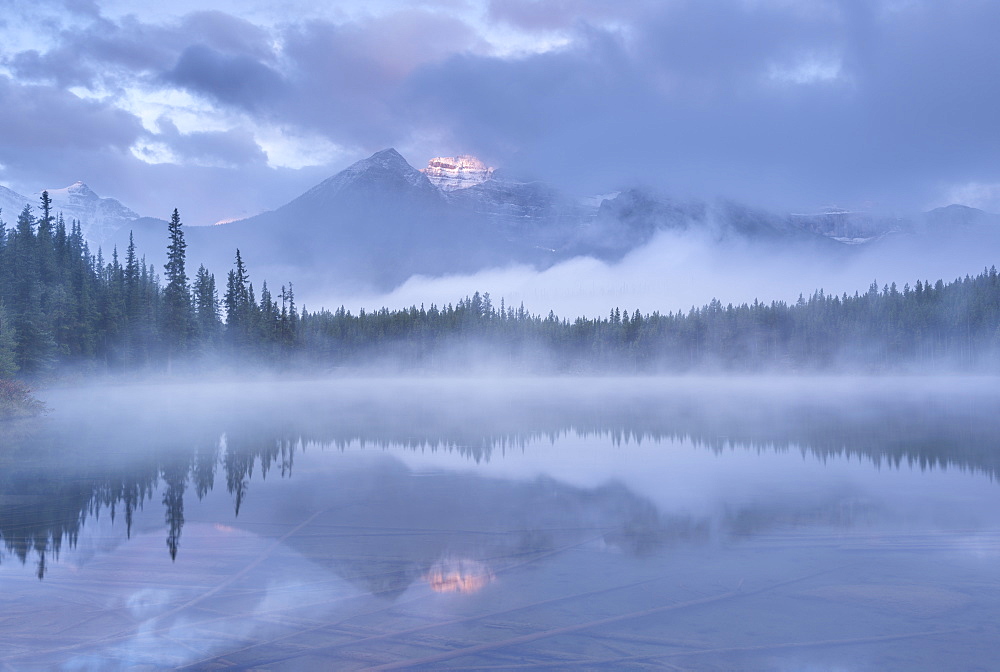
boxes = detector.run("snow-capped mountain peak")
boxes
[422,155,494,191]
[343,148,410,175]
[48,180,96,198]
[36,182,139,245]
[301,148,438,202]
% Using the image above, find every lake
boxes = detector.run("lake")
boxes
[2,377,999,670]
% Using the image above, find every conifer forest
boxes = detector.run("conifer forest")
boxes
[1,192,1000,381]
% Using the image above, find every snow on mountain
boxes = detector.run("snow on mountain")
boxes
[297,148,440,206]
[38,181,139,246]
[421,155,494,191]
[191,148,849,289]
[184,148,490,289]
[0,185,32,224]
[787,208,906,240]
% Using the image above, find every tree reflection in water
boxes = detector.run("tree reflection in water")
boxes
[3,378,999,579]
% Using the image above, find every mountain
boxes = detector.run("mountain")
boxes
[0,185,30,222]
[920,204,1000,230]
[158,149,528,290]
[787,208,907,243]
[422,155,495,191]
[122,149,863,291]
[294,148,442,205]
[39,182,139,246]
[108,148,1000,297]
[0,181,141,247]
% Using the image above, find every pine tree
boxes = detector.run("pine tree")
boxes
[8,205,54,373]
[223,249,252,348]
[162,209,191,360]
[0,303,18,377]
[36,191,55,285]
[281,283,298,346]
[192,265,222,349]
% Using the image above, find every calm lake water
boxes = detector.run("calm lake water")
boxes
[2,377,1000,671]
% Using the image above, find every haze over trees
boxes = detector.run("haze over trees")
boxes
[1,192,1000,380]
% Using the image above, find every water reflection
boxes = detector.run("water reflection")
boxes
[426,558,495,593]
[2,378,1000,579]
[2,379,1000,669]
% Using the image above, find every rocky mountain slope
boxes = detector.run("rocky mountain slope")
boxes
[0,181,138,247]
[5,149,997,294]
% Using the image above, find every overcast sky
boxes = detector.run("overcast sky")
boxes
[2,0,999,224]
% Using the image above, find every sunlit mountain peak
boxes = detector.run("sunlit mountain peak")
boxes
[422,155,495,191]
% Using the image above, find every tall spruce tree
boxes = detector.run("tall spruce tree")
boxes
[192,264,221,349]
[36,191,55,285]
[162,209,191,360]
[223,249,252,348]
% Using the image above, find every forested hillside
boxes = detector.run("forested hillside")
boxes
[1,192,1000,378]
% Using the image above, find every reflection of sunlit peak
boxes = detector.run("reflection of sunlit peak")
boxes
[425,557,494,594]
[213,523,236,533]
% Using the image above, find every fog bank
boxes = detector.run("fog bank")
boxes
[320,226,1000,318]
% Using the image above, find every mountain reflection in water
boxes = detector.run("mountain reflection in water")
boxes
[425,558,494,593]
[2,377,999,578]
[1,378,1000,670]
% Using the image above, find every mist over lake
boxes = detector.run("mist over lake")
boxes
[1,377,998,670]
[5,1,1000,669]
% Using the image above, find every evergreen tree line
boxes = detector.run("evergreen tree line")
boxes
[297,271,1000,372]
[2,191,1000,377]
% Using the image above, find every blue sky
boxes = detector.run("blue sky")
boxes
[2,0,999,224]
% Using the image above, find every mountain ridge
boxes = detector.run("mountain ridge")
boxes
[3,149,998,296]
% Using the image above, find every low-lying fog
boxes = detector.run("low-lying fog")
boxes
[5,377,1000,670]
[324,225,1000,317]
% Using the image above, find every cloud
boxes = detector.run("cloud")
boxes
[327,222,1000,321]
[147,116,268,168]
[939,182,1000,214]
[272,11,483,145]
[7,16,177,89]
[0,75,143,153]
[393,0,1000,210]
[5,0,1000,226]
[7,11,274,91]
[165,44,286,111]
[154,10,483,150]
[176,11,274,59]
[488,0,647,31]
